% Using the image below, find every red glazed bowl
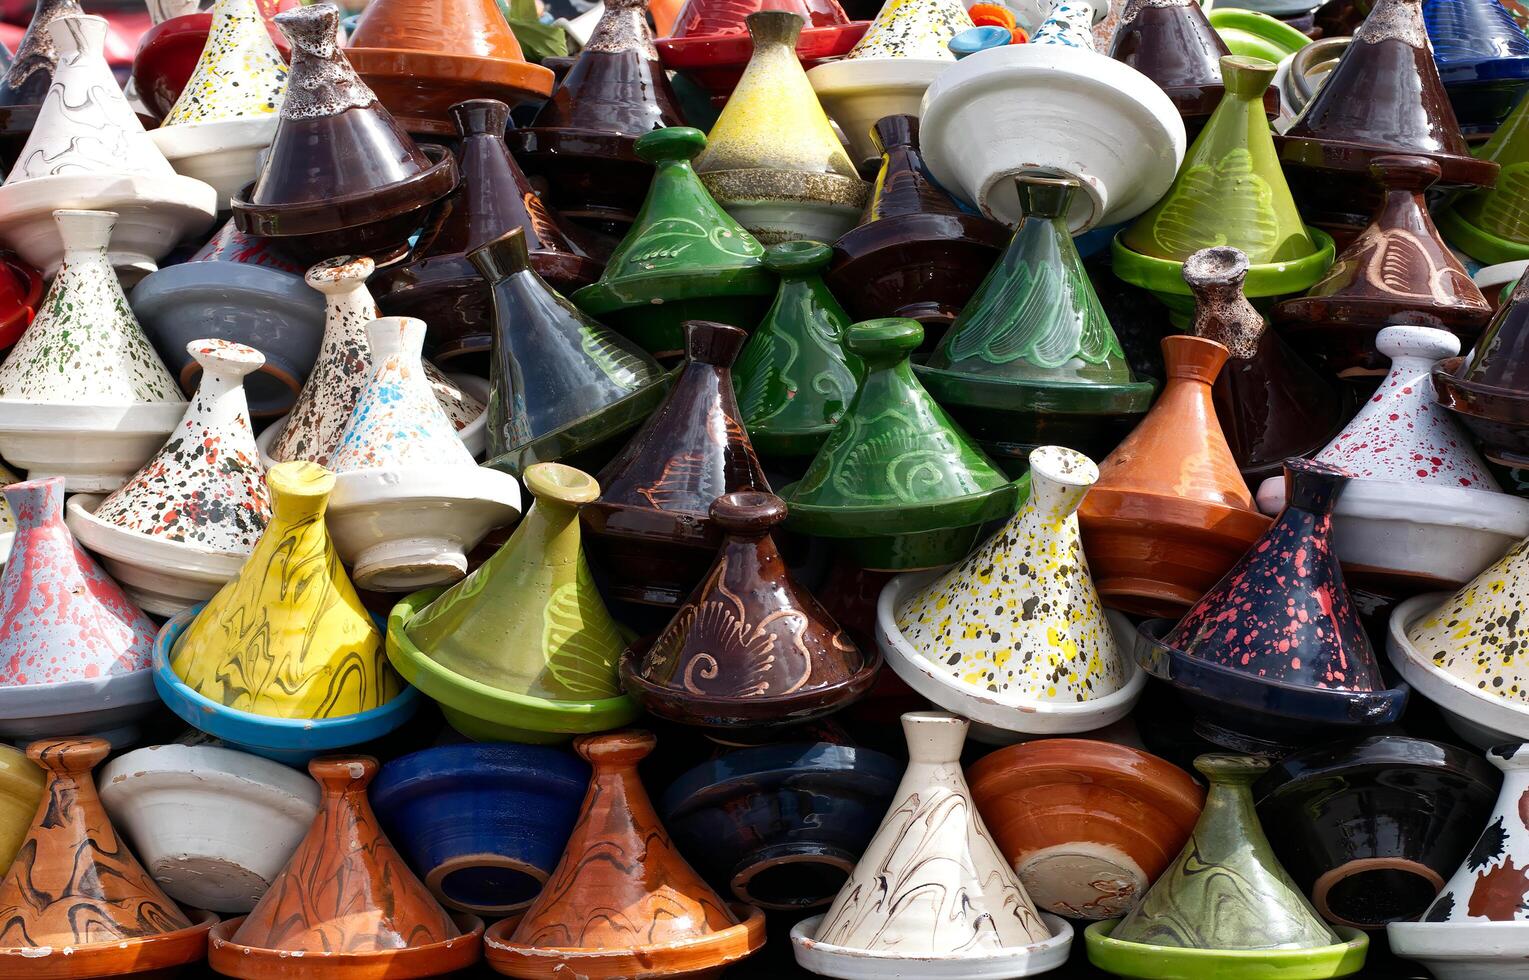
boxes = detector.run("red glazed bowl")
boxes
[0,250,41,351]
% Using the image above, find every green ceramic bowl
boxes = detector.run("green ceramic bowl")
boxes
[1084,920,1369,979]
[1208,8,1312,62]
[1438,205,1529,266]
[572,271,774,359]
[386,590,641,743]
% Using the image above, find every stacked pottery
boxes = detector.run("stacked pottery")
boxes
[1256,326,1529,594]
[791,712,1074,978]
[147,0,288,209]
[621,491,882,732]
[0,738,218,978]
[805,0,973,165]
[1424,0,1529,136]
[1137,459,1410,755]
[915,176,1156,472]
[231,3,458,264]
[131,0,295,121]
[482,731,768,979]
[469,228,668,478]
[1085,754,1370,979]
[0,210,187,492]
[0,15,216,280]
[98,742,320,913]
[324,317,522,591]
[387,463,639,742]
[0,745,40,876]
[0,0,84,165]
[1435,273,1529,467]
[207,756,485,980]
[1439,91,1529,265]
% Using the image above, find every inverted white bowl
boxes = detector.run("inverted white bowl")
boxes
[808,58,952,164]
[0,399,188,493]
[791,912,1074,979]
[150,116,277,212]
[1388,921,1529,980]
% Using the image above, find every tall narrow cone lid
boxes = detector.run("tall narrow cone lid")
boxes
[1109,0,1234,117]
[160,0,288,126]
[845,0,973,60]
[1407,532,1529,699]
[527,0,686,134]
[0,0,84,109]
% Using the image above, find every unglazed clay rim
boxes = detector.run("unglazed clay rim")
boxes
[1388,919,1529,968]
[0,909,218,973]
[1110,227,1337,299]
[877,572,1147,734]
[789,912,1073,978]
[1084,920,1369,978]
[208,912,485,978]
[483,902,768,977]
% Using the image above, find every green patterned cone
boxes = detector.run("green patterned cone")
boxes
[1440,90,1529,264]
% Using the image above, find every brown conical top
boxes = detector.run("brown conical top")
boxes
[529,0,685,136]
[1110,0,1235,119]
[857,115,974,224]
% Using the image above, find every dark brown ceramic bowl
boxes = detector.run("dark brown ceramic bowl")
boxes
[506,128,654,236]
[827,212,1008,330]
[346,49,555,136]
[1433,355,1529,462]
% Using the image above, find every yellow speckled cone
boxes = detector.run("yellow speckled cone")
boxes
[1406,535,1529,702]
[160,0,287,126]
[0,744,41,876]
[847,0,971,60]
[170,461,400,720]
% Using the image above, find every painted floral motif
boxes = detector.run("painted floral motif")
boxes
[845,0,972,60]
[1407,535,1529,702]
[161,0,287,126]
[1422,745,1529,922]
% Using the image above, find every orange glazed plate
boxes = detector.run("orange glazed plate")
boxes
[208,912,484,980]
[0,908,217,979]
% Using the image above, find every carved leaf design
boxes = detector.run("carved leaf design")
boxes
[1151,149,1278,260]
[542,578,622,698]
[1375,230,1433,297]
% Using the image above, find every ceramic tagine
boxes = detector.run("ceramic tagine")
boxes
[582,320,771,606]
[1257,325,1529,594]
[469,228,669,478]
[878,445,1145,742]
[231,3,458,264]
[342,0,552,136]
[572,128,773,360]
[325,316,522,591]
[1424,0,1529,137]
[0,0,85,166]
[1439,90,1529,265]
[0,210,187,493]
[98,742,320,914]
[387,462,639,742]
[1112,55,1335,324]
[377,99,602,373]
[1389,743,1529,980]
[0,478,160,742]
[621,490,881,732]
[0,745,40,877]
[0,738,218,978]
[0,15,216,281]
[1137,458,1410,756]
[158,461,417,762]
[147,0,288,209]
[825,114,1009,335]
[805,0,972,165]
[784,317,1019,570]
[506,0,688,237]
[791,712,1074,979]
[130,219,327,419]
[66,340,272,616]
[207,756,484,980]
[1434,272,1529,467]
[130,0,295,122]
[1255,735,1500,931]
[915,176,1156,473]
[1085,754,1370,980]
[968,739,1204,921]
[1275,155,1493,378]
[1076,334,1271,618]
[917,0,1185,233]
[483,731,768,980]
[733,240,863,462]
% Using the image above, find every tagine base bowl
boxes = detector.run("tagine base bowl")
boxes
[1439,207,1529,267]
[1433,358,1529,466]
[257,373,490,465]
[149,116,278,211]
[0,909,218,979]
[344,49,554,137]
[0,668,157,744]
[656,25,870,107]
[699,171,865,246]
[1084,920,1368,979]
[806,58,949,166]
[790,912,1073,979]
[209,912,485,980]
[0,400,188,493]
[1388,921,1529,980]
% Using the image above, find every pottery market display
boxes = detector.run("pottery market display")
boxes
[483,730,768,980]
[791,712,1074,979]
[1137,458,1410,756]
[1425,0,1529,137]
[230,3,457,265]
[1085,754,1369,980]
[67,340,271,616]
[878,445,1146,741]
[0,210,187,493]
[370,743,589,917]
[0,15,216,281]
[388,463,639,742]
[98,742,319,914]
[0,0,84,167]
[0,738,217,979]
[208,755,484,980]
[1435,273,1529,468]
[0,745,40,877]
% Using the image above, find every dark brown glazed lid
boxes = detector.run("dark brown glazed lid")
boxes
[1109,0,1279,121]
[0,0,83,109]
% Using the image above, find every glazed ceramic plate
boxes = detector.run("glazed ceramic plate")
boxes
[807,58,951,165]
[210,911,484,979]
[790,912,1074,978]
[0,399,187,494]
[0,910,218,979]
[1084,919,1369,979]
[149,116,277,211]
[1388,920,1529,980]
[0,667,157,744]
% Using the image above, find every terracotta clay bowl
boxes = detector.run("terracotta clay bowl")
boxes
[132,10,290,119]
[790,912,1075,979]
[966,739,1205,921]
[504,128,654,236]
[655,24,870,107]
[1085,919,1369,979]
[659,742,901,912]
[370,744,589,917]
[0,909,218,979]
[1254,735,1500,931]
[827,213,1009,331]
[483,902,767,980]
[209,910,484,979]
[343,49,554,137]
[0,249,41,351]
[153,604,422,765]
[1433,356,1529,466]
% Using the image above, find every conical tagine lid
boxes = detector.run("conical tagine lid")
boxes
[159,0,287,126]
[1439,89,1529,264]
[845,0,971,60]
[1406,532,1529,701]
[1111,753,1340,949]
[527,0,685,134]
[0,0,84,111]
[169,461,400,720]
[1108,0,1236,119]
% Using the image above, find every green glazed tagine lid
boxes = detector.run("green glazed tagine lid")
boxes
[1439,90,1529,265]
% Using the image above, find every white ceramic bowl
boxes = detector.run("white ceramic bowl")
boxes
[877,571,1147,740]
[918,43,1184,233]
[327,464,522,592]
[0,668,157,746]
[1388,921,1529,980]
[0,172,216,284]
[98,742,318,913]
[1474,260,1529,299]
[808,58,952,164]
[791,912,1074,979]
[1388,593,1529,750]
[1256,476,1529,589]
[150,116,277,212]
[0,400,188,493]
[66,494,247,617]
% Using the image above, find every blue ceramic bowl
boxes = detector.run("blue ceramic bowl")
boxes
[152,604,421,766]
[371,743,590,916]
[661,742,901,911]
